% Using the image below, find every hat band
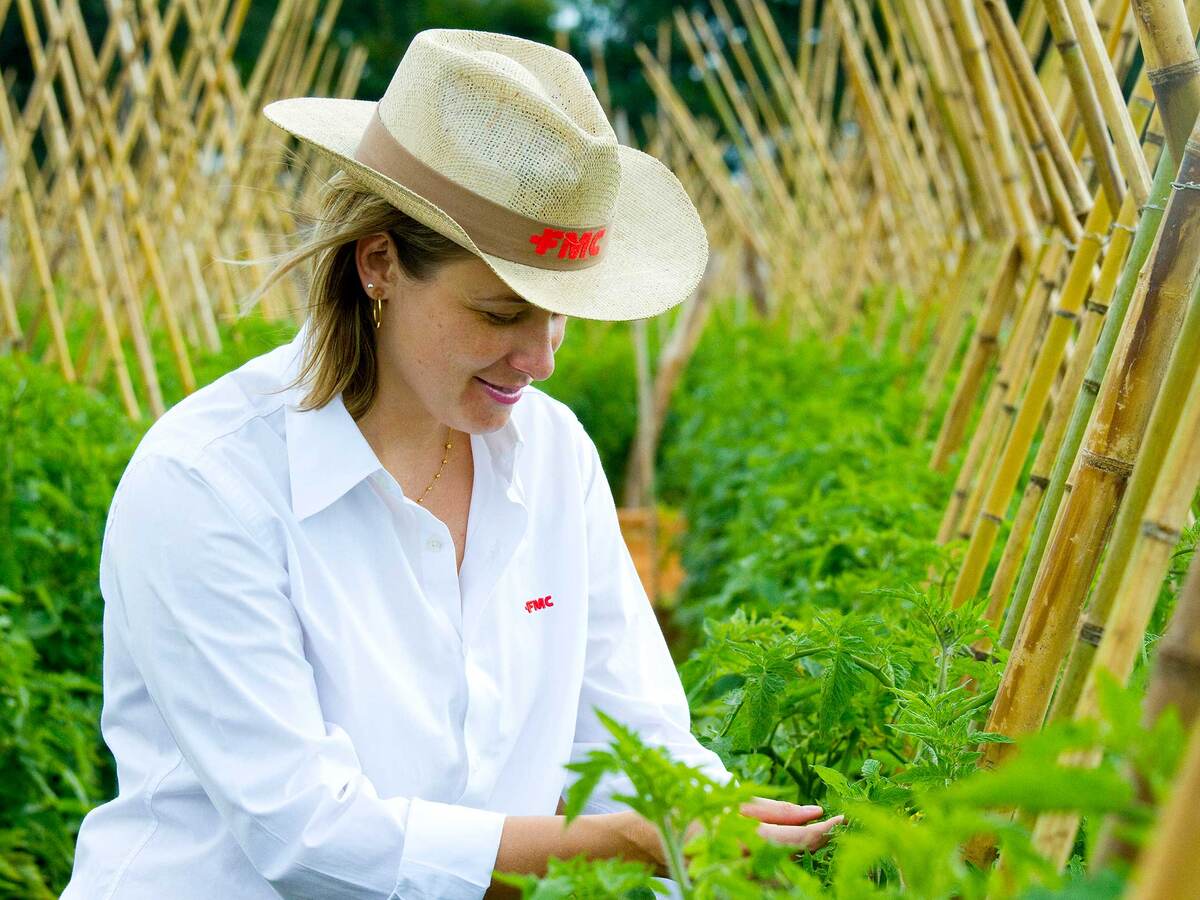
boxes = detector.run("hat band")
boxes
[354,109,609,271]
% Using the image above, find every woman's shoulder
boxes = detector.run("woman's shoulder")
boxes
[114,348,297,536]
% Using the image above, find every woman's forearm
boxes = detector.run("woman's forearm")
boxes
[486,810,664,897]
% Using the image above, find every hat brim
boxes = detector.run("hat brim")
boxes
[262,97,709,321]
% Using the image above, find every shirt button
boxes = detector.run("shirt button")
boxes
[426,538,443,552]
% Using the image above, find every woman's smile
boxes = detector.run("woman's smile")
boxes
[475,376,525,405]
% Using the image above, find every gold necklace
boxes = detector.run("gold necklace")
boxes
[415,426,454,505]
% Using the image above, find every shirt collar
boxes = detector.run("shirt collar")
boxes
[279,322,525,522]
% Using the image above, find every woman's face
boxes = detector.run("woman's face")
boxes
[361,238,568,436]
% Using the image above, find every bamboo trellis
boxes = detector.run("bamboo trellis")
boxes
[0,0,366,420]
[614,0,1200,886]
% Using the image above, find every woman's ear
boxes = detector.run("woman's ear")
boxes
[355,233,396,293]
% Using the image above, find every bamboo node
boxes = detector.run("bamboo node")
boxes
[1110,222,1137,236]
[1148,57,1200,87]
[1080,448,1134,477]
[1141,520,1181,544]
[981,512,1004,525]
[1028,474,1050,490]
[1084,300,1109,315]
[1170,180,1200,192]
[1079,621,1105,647]
[1002,403,1017,414]
[1053,308,1079,322]
[1144,132,1165,149]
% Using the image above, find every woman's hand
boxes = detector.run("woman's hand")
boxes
[738,796,845,851]
[620,796,845,878]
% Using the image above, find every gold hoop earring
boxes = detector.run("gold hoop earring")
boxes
[366,282,383,330]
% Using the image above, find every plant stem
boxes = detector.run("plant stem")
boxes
[657,820,693,895]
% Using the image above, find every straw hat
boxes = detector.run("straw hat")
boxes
[262,28,709,322]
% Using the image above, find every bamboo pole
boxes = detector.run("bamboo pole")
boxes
[1042,0,1127,212]
[968,88,1200,870]
[954,258,1061,543]
[1000,144,1180,650]
[979,77,1162,636]
[928,242,1024,470]
[919,242,996,407]
[1094,540,1200,867]
[945,0,1040,259]
[0,93,74,381]
[901,0,1008,237]
[1132,0,1200,162]
[1062,0,1152,207]
[1028,268,1200,867]
[1128,715,1200,898]
[981,0,1092,216]
[947,188,1113,608]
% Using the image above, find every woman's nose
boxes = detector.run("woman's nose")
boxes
[510,317,563,382]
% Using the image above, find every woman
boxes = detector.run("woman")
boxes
[62,28,841,899]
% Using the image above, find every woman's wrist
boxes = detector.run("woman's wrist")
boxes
[608,810,670,878]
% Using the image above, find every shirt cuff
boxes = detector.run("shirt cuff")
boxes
[393,798,507,900]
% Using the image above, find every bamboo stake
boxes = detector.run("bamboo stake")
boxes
[969,94,1200,870]
[955,244,1064,539]
[1029,266,1200,868]
[928,242,1024,469]
[1062,0,1152,207]
[947,188,1113,608]
[1132,0,1200,162]
[986,7,1053,228]
[900,0,1007,237]
[945,0,1041,259]
[0,95,74,381]
[1093,537,1200,867]
[1000,145,1180,649]
[978,77,1161,635]
[1042,0,1127,212]
[981,0,1092,216]
[1128,715,1200,898]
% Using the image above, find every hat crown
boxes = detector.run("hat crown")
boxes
[377,29,621,227]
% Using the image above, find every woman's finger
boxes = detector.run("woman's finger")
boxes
[739,796,826,826]
[756,815,846,851]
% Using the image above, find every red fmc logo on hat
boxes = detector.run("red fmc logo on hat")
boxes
[529,228,606,259]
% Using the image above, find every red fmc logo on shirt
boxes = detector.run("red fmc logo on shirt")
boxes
[524,595,554,614]
[528,228,605,259]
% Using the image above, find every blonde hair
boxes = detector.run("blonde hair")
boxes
[240,170,474,420]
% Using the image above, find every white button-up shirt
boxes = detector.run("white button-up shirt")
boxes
[62,322,730,900]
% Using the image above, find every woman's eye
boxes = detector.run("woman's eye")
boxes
[483,311,520,325]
